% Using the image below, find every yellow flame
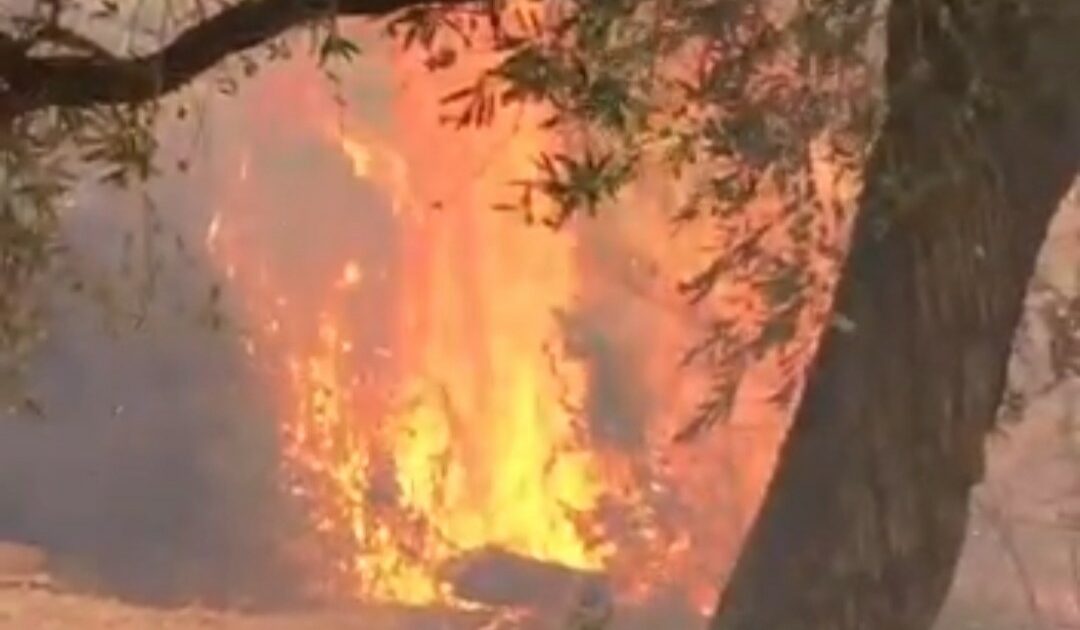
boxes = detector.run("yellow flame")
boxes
[336,128,414,217]
[204,13,852,612]
[340,261,363,288]
[341,136,373,178]
[205,212,222,252]
[276,115,614,603]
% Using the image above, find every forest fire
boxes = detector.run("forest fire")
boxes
[280,108,616,607]
[197,12,845,623]
[3,0,1077,625]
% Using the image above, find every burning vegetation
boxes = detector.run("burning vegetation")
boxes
[196,7,854,622]
[0,0,890,625]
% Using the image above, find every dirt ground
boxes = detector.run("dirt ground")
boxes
[0,542,490,630]
[0,584,498,630]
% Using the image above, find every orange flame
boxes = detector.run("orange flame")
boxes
[202,11,855,619]
[291,61,617,605]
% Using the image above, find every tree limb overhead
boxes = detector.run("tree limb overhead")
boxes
[0,0,473,118]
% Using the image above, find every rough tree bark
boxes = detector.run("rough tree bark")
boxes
[711,1,1080,628]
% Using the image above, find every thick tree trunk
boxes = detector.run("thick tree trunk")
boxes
[710,1,1080,629]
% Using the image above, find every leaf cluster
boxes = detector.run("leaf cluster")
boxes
[388,0,882,435]
[1,0,889,436]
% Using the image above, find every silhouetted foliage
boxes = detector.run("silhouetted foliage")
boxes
[0,0,889,436]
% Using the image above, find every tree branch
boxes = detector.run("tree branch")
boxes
[0,0,473,118]
[31,24,118,60]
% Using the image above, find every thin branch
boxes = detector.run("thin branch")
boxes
[0,0,474,118]
[31,24,116,59]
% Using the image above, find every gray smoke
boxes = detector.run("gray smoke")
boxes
[0,92,400,609]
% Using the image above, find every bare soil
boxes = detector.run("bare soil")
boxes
[0,584,496,630]
[0,541,491,630]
